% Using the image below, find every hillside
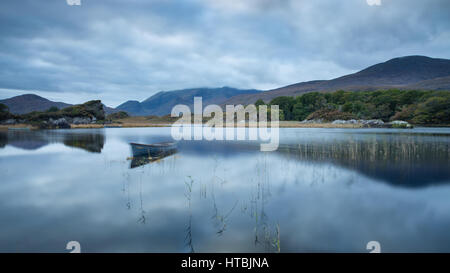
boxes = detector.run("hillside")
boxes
[224,56,450,105]
[117,87,260,116]
[0,94,71,114]
[406,76,450,90]
[1,100,106,129]
[0,94,119,115]
[2,56,449,117]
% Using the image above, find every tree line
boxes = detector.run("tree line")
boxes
[255,89,450,124]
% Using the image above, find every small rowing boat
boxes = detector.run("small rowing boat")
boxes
[130,142,177,157]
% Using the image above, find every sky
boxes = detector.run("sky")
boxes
[0,0,449,107]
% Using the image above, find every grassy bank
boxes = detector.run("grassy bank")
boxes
[3,115,448,130]
[0,124,36,130]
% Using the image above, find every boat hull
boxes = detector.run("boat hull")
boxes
[130,142,177,157]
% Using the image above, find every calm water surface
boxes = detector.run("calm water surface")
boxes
[0,127,449,252]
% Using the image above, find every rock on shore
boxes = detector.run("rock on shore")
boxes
[301,118,413,128]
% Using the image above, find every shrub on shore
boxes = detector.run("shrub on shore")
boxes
[106,111,129,120]
[0,103,13,121]
[306,108,355,122]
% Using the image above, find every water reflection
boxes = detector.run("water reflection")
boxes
[0,129,105,153]
[128,142,178,168]
[275,134,450,187]
[184,176,195,253]
[172,135,450,187]
[1,128,450,252]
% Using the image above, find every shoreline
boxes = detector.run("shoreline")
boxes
[0,121,363,129]
[2,121,449,130]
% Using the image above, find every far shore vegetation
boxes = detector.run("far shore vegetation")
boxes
[261,89,450,125]
[1,89,449,129]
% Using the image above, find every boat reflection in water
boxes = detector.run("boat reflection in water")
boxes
[128,142,177,168]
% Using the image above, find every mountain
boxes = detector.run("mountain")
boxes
[224,56,450,105]
[3,56,449,116]
[0,94,71,114]
[117,87,261,116]
[102,105,121,115]
[0,94,119,115]
[115,100,142,115]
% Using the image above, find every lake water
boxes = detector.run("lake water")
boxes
[0,127,449,253]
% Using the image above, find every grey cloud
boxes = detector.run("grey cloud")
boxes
[0,0,449,106]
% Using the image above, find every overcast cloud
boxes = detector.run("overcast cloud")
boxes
[0,0,449,106]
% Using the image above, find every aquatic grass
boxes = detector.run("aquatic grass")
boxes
[184,176,194,202]
[208,163,239,236]
[122,172,132,210]
[248,154,281,251]
[199,183,207,199]
[137,168,147,224]
[273,224,281,253]
[184,176,195,253]
[212,199,238,236]
[185,215,195,253]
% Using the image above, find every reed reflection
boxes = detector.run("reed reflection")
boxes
[275,134,450,187]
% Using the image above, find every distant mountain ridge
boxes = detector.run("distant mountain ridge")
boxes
[224,56,450,105]
[2,56,449,117]
[116,87,261,116]
[0,94,71,114]
[0,94,118,115]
